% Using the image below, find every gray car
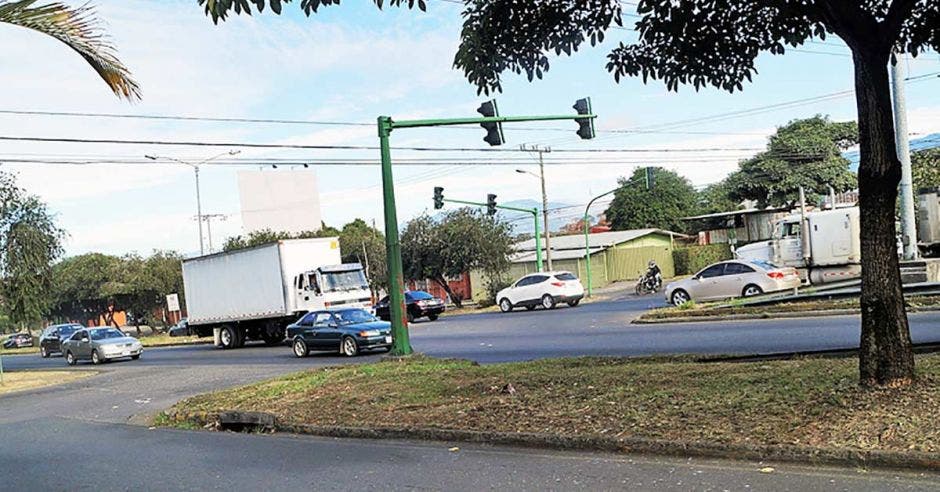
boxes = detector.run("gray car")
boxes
[664,259,801,306]
[61,327,143,365]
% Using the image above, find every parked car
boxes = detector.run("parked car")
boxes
[287,308,392,358]
[61,327,143,365]
[664,260,801,306]
[374,291,445,323]
[496,271,585,313]
[168,319,192,337]
[39,323,83,357]
[3,332,33,349]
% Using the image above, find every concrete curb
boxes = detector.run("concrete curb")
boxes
[164,410,940,473]
[633,306,940,324]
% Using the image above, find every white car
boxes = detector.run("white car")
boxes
[496,271,585,313]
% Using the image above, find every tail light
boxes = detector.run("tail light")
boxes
[550,282,564,287]
[324,302,332,307]
[767,271,784,280]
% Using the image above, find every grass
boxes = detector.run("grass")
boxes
[0,370,94,395]
[641,295,940,321]
[160,354,940,455]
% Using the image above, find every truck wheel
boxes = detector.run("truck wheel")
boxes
[220,326,237,349]
[293,339,308,358]
[340,336,359,357]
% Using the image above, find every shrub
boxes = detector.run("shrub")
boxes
[672,244,733,276]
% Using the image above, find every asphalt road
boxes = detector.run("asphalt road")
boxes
[3,297,939,490]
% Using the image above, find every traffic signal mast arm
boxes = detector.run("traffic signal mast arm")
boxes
[437,196,543,272]
[388,114,596,131]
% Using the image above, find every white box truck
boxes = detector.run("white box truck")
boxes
[182,238,373,349]
[735,207,862,284]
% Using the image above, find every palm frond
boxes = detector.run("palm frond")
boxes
[0,0,141,101]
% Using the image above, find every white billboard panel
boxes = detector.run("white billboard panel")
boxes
[237,170,322,234]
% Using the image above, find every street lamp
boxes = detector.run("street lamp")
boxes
[145,150,240,255]
[516,167,553,270]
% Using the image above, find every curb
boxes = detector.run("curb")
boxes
[633,306,940,324]
[163,410,940,473]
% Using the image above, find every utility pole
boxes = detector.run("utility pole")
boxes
[145,150,240,256]
[892,56,918,261]
[518,144,553,270]
[200,214,228,253]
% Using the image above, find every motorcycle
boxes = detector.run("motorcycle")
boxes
[635,271,663,295]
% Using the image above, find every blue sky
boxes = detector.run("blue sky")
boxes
[0,0,938,257]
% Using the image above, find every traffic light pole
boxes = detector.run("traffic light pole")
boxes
[583,188,618,297]
[377,109,596,356]
[441,198,543,272]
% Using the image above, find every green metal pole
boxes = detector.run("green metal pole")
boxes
[533,208,543,272]
[378,116,412,356]
[584,211,592,297]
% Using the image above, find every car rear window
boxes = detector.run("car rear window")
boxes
[554,273,577,281]
[748,260,778,271]
[408,291,434,300]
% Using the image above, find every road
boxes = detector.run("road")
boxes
[2,297,939,490]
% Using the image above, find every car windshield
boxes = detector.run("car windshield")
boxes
[748,260,779,271]
[320,269,369,292]
[89,328,125,341]
[334,309,377,325]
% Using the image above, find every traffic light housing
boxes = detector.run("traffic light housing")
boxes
[433,187,444,209]
[477,100,505,146]
[486,194,497,216]
[645,167,656,190]
[573,97,596,140]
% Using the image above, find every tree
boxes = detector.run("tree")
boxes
[697,180,739,215]
[0,172,65,332]
[725,117,858,207]
[50,253,125,327]
[222,226,336,252]
[1,0,140,100]
[912,148,940,191]
[338,219,387,294]
[605,167,698,233]
[118,251,185,334]
[401,209,513,308]
[196,0,939,387]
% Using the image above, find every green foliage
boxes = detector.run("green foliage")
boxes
[197,0,426,23]
[338,219,386,292]
[222,227,332,252]
[724,116,858,207]
[697,180,738,215]
[0,172,65,330]
[605,167,698,233]
[913,148,940,191]
[401,208,514,307]
[672,245,733,276]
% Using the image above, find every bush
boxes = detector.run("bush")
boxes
[480,274,513,308]
[672,244,733,275]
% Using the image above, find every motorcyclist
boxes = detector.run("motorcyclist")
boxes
[644,260,662,289]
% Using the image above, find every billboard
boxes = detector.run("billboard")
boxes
[237,170,322,235]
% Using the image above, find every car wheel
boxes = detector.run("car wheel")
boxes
[742,284,764,297]
[428,314,439,321]
[293,339,308,358]
[91,350,102,365]
[131,354,140,360]
[340,336,359,357]
[499,298,513,313]
[541,294,556,310]
[568,299,581,307]
[40,346,49,358]
[407,311,415,324]
[671,289,691,306]
[66,351,76,366]
[220,326,237,349]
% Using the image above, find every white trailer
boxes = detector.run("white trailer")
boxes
[735,207,862,284]
[182,238,372,349]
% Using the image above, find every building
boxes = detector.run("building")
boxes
[469,228,685,302]
[682,208,790,246]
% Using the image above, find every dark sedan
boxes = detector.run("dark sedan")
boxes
[375,290,445,323]
[168,319,192,337]
[3,332,33,349]
[287,308,392,358]
[39,323,83,357]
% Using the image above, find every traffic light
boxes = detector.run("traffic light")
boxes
[477,100,505,146]
[645,167,656,190]
[486,194,498,216]
[573,97,596,140]
[433,186,444,209]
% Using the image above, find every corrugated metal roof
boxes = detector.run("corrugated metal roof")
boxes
[514,228,683,252]
[511,247,605,263]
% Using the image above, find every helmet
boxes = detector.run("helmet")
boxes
[648,260,657,268]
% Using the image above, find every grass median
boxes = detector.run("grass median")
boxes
[639,295,940,322]
[157,354,940,457]
[0,370,94,395]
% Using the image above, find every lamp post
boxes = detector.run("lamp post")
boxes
[516,163,552,271]
[145,150,240,255]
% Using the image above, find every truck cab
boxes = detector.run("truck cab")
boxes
[293,263,373,313]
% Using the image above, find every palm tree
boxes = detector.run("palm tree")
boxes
[0,0,140,101]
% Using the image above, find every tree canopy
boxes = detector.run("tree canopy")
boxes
[605,167,698,233]
[913,148,940,191]
[725,116,858,207]
[338,219,386,293]
[222,224,336,252]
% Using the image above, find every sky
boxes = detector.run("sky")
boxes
[0,0,938,257]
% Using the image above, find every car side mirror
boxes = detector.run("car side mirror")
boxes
[693,276,702,281]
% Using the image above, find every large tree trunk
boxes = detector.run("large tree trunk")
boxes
[852,50,915,387]
[434,276,463,308]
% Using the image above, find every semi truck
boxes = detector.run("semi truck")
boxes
[734,207,862,285]
[181,238,373,349]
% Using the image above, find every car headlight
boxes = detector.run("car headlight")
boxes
[358,330,381,337]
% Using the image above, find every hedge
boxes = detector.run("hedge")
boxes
[672,244,734,276]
